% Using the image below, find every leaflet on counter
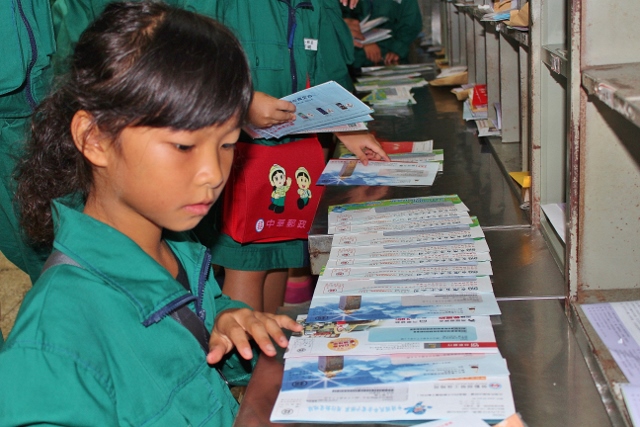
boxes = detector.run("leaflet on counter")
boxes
[280,353,509,391]
[285,315,499,358]
[330,220,485,248]
[314,277,494,297]
[306,290,500,322]
[328,240,490,261]
[581,300,640,384]
[361,63,434,77]
[329,213,473,235]
[271,374,515,424]
[245,81,374,139]
[328,202,468,233]
[316,159,440,186]
[328,203,465,230]
[325,252,490,269]
[320,262,493,280]
[328,194,468,222]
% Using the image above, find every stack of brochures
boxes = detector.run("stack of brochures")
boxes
[270,195,517,424]
[245,81,374,139]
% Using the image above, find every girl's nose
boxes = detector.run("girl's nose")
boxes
[197,150,226,189]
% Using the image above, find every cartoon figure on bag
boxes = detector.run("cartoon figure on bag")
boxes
[269,164,291,213]
[295,167,312,210]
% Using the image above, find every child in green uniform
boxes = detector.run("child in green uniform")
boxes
[207,0,390,313]
[0,0,55,287]
[0,3,301,425]
[50,0,390,313]
[343,0,423,67]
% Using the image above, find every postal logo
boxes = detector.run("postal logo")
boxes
[327,338,358,351]
[255,219,264,233]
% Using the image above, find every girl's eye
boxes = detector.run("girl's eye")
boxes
[174,144,194,152]
[221,142,237,150]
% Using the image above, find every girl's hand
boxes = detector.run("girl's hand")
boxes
[207,308,303,364]
[248,92,296,128]
[335,131,390,165]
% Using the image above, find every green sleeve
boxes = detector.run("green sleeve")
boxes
[381,0,423,59]
[319,0,355,90]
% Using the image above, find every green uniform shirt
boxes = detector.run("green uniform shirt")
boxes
[0,0,56,287]
[0,200,253,426]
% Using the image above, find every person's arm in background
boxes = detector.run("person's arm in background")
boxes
[378,0,423,64]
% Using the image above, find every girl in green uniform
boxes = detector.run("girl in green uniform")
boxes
[0,3,301,425]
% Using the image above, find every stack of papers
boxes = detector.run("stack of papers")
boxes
[361,63,434,77]
[355,77,429,92]
[245,81,373,139]
[357,15,392,45]
[270,195,517,424]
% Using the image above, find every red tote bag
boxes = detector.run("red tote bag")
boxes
[221,136,325,243]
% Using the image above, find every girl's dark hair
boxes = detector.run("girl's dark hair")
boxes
[15,1,253,246]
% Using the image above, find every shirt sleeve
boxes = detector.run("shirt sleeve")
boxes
[380,0,423,59]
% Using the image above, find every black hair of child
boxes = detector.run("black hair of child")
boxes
[15,1,253,247]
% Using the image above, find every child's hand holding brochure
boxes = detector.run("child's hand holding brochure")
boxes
[245,81,374,139]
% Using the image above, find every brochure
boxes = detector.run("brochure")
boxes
[359,15,389,34]
[328,201,466,231]
[359,27,393,45]
[291,121,368,135]
[361,63,434,77]
[280,353,510,391]
[581,301,640,384]
[355,77,429,92]
[414,414,494,427]
[306,291,500,321]
[361,86,417,106]
[358,73,421,83]
[463,99,488,121]
[621,384,640,426]
[321,262,493,280]
[313,277,495,297]
[245,81,374,139]
[325,250,491,268]
[341,149,444,171]
[329,213,473,235]
[285,315,499,358]
[330,223,486,248]
[316,159,440,186]
[270,375,515,423]
[329,239,489,261]
[476,119,501,137]
[328,194,468,218]
[328,239,489,258]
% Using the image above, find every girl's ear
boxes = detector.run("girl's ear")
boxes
[70,110,110,167]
